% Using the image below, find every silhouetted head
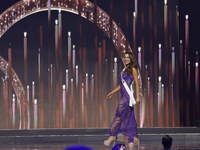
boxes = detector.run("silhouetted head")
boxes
[162,135,173,149]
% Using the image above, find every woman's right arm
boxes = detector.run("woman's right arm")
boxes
[107,85,121,99]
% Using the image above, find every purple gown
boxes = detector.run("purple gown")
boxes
[109,72,139,143]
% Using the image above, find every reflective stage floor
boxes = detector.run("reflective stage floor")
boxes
[0,128,199,150]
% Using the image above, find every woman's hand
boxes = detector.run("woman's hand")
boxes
[107,92,114,99]
[106,85,120,99]
[136,97,140,104]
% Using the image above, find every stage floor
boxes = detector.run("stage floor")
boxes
[0,128,199,150]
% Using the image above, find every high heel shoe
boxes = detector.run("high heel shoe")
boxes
[134,137,140,149]
[104,136,116,146]
[128,138,140,149]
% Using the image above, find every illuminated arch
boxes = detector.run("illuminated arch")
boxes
[0,56,29,129]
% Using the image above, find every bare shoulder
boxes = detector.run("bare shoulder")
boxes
[132,67,138,74]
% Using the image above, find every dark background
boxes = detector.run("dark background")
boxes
[179,0,200,56]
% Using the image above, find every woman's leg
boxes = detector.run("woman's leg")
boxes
[109,97,128,136]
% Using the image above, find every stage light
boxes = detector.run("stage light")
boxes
[172,47,175,52]
[63,85,66,90]
[164,0,167,5]
[138,47,141,53]
[158,76,162,82]
[34,99,37,105]
[24,32,27,37]
[162,84,164,88]
[55,20,58,25]
[133,12,136,17]
[12,94,15,103]
[185,15,189,20]
[114,57,117,63]
[159,44,161,49]
[196,62,198,67]
[59,8,61,13]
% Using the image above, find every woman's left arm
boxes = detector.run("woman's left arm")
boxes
[132,68,140,104]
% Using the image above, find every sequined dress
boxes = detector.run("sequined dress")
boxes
[108,71,139,143]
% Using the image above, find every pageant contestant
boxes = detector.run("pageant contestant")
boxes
[104,51,140,148]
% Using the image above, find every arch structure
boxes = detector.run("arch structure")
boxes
[0,0,133,52]
[0,0,135,129]
[0,56,29,129]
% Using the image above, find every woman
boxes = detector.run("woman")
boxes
[104,51,140,148]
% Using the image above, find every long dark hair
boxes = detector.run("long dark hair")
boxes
[124,51,138,75]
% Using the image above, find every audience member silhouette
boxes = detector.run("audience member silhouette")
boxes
[162,135,173,150]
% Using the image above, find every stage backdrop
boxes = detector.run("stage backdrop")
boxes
[0,0,180,129]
